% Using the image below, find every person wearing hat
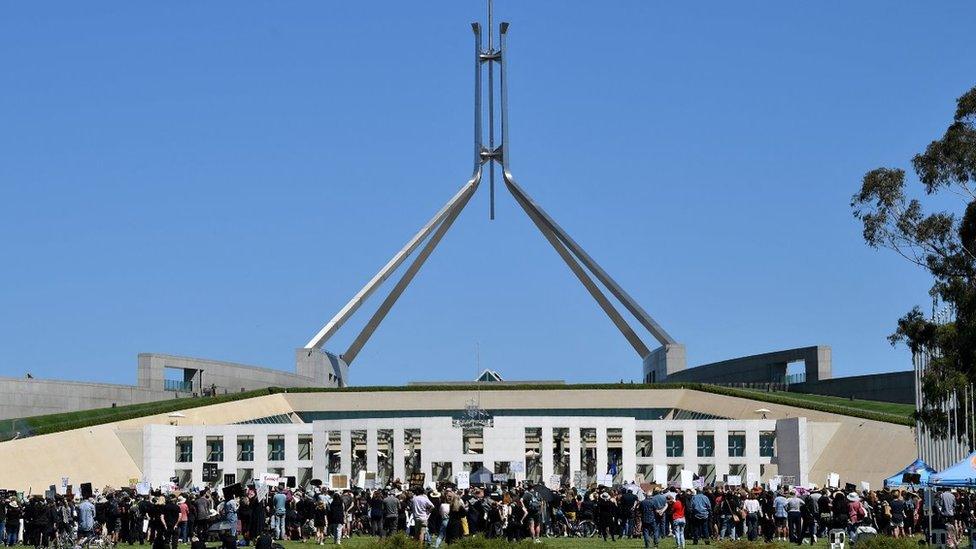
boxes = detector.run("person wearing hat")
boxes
[4,499,21,547]
[846,491,866,538]
[596,491,617,542]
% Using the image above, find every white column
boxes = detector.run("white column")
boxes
[569,427,581,477]
[341,430,352,478]
[541,427,554,484]
[596,426,608,479]
[284,431,300,478]
[367,428,378,474]
[714,422,730,482]
[254,433,269,477]
[683,424,697,476]
[393,428,405,483]
[621,423,637,483]
[312,423,328,483]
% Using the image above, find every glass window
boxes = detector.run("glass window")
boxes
[237,436,254,462]
[553,428,570,484]
[377,430,394,485]
[297,467,313,488]
[607,428,623,484]
[404,429,421,477]
[463,428,483,455]
[236,468,253,485]
[697,432,714,457]
[432,461,453,483]
[298,436,313,461]
[351,430,367,481]
[175,469,193,489]
[176,437,193,463]
[206,436,224,462]
[525,428,543,483]
[667,464,682,482]
[580,428,597,482]
[697,463,716,485]
[759,432,776,457]
[268,435,285,461]
[636,464,653,483]
[636,430,653,458]
[728,432,746,457]
[666,432,684,458]
[328,431,342,474]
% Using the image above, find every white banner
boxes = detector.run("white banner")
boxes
[654,465,668,485]
[456,471,470,490]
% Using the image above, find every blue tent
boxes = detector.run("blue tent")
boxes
[884,458,936,487]
[929,453,976,487]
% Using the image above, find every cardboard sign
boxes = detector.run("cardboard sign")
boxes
[260,472,280,486]
[827,472,840,489]
[364,472,377,490]
[597,473,613,487]
[747,472,758,488]
[456,471,470,490]
[408,473,426,490]
[548,474,562,489]
[654,465,668,485]
[510,461,525,474]
[860,481,870,492]
[726,475,742,486]
[572,470,586,490]
[135,482,151,496]
[680,469,694,490]
[492,474,509,483]
[203,462,219,483]
[329,474,349,490]
[61,477,69,489]
[768,476,781,492]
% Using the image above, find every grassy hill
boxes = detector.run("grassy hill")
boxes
[0,383,914,442]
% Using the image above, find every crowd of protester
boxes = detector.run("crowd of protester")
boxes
[0,479,971,548]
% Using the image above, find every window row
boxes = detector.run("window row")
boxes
[175,435,310,463]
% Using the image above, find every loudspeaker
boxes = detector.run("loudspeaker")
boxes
[903,473,922,484]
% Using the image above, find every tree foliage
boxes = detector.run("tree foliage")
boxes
[852,85,976,437]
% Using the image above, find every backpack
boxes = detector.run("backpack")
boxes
[526,492,541,513]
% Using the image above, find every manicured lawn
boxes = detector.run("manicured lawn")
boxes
[733,390,915,420]
[181,535,862,549]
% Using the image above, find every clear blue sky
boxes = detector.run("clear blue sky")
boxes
[2,2,975,387]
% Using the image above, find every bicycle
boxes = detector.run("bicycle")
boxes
[547,519,596,538]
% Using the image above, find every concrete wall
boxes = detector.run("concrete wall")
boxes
[652,346,831,385]
[0,350,345,421]
[788,371,915,404]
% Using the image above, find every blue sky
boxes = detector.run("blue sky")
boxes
[2,2,975,387]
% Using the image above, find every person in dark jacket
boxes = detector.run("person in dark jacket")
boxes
[596,492,618,542]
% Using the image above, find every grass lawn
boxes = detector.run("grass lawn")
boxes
[1,382,915,442]
[733,390,915,421]
[175,535,870,549]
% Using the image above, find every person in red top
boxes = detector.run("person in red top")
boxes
[669,493,687,549]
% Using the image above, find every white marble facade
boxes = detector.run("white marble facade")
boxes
[143,416,806,489]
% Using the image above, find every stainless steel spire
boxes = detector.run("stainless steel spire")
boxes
[304,3,679,384]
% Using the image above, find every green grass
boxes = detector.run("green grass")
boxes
[740,390,915,419]
[0,381,914,442]
[167,534,920,549]
[0,388,276,441]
